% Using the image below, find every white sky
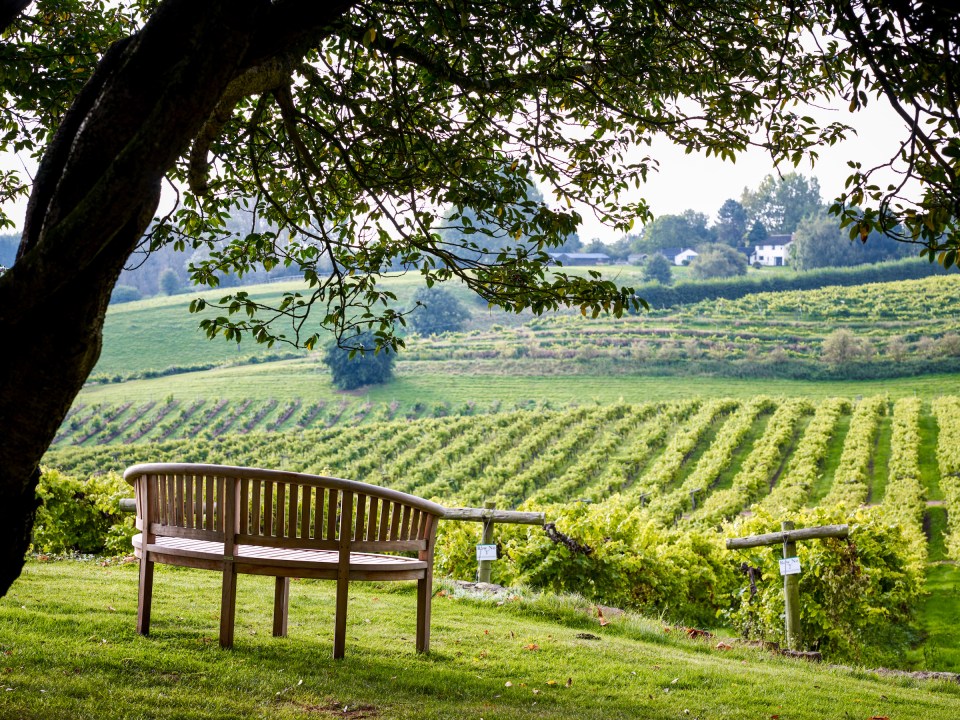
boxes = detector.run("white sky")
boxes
[572,101,908,242]
[1,98,906,241]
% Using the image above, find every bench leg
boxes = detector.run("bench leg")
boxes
[219,562,237,649]
[273,577,290,637]
[333,574,349,659]
[136,557,154,636]
[416,569,433,654]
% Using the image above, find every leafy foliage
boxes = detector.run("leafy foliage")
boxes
[33,469,134,555]
[740,173,822,236]
[724,506,924,665]
[688,244,748,279]
[407,286,471,336]
[323,331,395,390]
[641,253,672,284]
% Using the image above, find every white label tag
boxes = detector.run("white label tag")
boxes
[476,544,498,561]
[779,557,801,576]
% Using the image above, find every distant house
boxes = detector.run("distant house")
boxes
[749,234,793,266]
[627,253,647,265]
[547,252,611,266]
[657,247,699,265]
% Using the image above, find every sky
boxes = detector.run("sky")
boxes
[570,101,908,242]
[1,96,906,243]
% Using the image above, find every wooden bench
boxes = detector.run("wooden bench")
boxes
[124,463,445,658]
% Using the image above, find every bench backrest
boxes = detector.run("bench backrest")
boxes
[124,463,445,554]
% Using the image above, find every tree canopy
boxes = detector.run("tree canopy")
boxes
[1,0,959,596]
[740,173,823,236]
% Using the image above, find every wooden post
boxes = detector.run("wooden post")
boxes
[478,501,495,583]
[726,523,848,651]
[782,521,801,650]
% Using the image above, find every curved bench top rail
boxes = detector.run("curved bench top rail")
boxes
[124,463,446,517]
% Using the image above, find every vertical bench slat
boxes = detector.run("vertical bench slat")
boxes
[166,474,176,526]
[264,481,274,537]
[251,480,262,535]
[409,509,422,541]
[301,485,312,540]
[157,474,167,525]
[389,501,401,541]
[354,494,367,542]
[205,475,215,531]
[175,475,185,527]
[326,489,338,541]
[155,474,165,525]
[377,499,391,541]
[275,482,286,538]
[366,497,379,542]
[239,478,250,534]
[217,476,226,532]
[194,474,203,529]
[289,483,300,540]
[399,505,412,541]
[183,475,193,529]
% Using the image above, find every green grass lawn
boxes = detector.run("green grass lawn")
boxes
[908,563,960,672]
[2,560,959,719]
[77,359,960,408]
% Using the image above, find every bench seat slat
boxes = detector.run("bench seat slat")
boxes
[133,534,428,571]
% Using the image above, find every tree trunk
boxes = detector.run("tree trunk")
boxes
[0,0,360,597]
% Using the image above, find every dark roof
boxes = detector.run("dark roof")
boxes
[548,252,611,260]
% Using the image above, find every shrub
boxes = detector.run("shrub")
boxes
[723,506,924,665]
[33,469,135,555]
[323,331,395,390]
[159,267,182,295]
[109,285,142,304]
[407,286,471,335]
[689,243,748,279]
[642,253,673,284]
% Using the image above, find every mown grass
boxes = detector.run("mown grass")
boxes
[907,563,960,672]
[2,560,959,720]
[76,359,960,409]
[808,413,852,506]
[919,409,942,501]
[869,413,893,503]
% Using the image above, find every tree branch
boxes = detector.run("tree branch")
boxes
[0,0,30,36]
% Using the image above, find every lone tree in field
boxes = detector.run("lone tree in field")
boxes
[407,286,471,336]
[1,1,959,597]
[689,244,748,280]
[642,253,673,285]
[324,332,395,390]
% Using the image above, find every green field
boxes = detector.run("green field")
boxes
[38,272,960,677]
[4,560,958,720]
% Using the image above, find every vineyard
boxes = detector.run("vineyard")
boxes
[87,274,960,387]
[44,394,955,558]
[403,276,960,374]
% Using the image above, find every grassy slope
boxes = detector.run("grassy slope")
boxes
[2,560,958,720]
[76,360,960,407]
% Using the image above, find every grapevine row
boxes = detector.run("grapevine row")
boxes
[693,398,812,525]
[756,397,850,515]
[820,396,887,510]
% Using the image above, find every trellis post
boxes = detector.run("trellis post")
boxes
[478,501,496,583]
[726,522,849,650]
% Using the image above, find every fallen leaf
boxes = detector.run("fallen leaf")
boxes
[504,681,513,688]
[546,680,557,686]
[566,678,572,688]
[597,607,609,627]
[532,689,540,695]
[715,642,733,650]
[524,644,540,651]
